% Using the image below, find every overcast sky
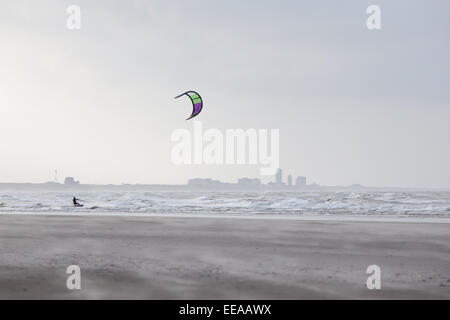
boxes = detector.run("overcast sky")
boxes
[0,0,449,188]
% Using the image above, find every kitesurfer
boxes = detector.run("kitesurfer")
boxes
[73,196,82,207]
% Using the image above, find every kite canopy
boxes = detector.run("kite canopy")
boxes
[174,91,203,120]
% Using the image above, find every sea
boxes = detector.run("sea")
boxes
[0,190,449,219]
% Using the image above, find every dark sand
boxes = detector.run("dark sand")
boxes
[0,214,449,299]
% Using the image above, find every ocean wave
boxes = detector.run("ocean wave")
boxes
[0,191,449,217]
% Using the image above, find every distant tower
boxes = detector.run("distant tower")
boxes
[54,169,58,183]
[296,176,306,187]
[275,168,282,185]
[287,175,292,187]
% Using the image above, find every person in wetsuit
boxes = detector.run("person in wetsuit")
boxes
[73,196,81,207]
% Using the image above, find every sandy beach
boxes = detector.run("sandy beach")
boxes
[0,214,449,299]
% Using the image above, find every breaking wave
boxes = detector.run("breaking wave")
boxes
[0,191,449,218]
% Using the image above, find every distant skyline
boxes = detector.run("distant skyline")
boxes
[0,0,449,188]
[1,170,449,191]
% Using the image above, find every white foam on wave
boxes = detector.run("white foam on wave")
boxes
[0,191,449,218]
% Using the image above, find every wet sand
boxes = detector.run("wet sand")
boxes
[0,214,449,299]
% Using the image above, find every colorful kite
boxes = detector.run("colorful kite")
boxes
[174,91,203,120]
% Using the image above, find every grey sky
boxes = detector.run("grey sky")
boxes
[0,0,449,188]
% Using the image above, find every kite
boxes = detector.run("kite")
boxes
[174,91,203,120]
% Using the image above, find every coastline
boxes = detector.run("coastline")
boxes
[1,211,450,224]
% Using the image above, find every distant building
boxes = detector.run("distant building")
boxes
[287,175,292,187]
[295,176,306,187]
[64,177,80,185]
[188,178,224,187]
[275,168,282,185]
[238,178,261,187]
